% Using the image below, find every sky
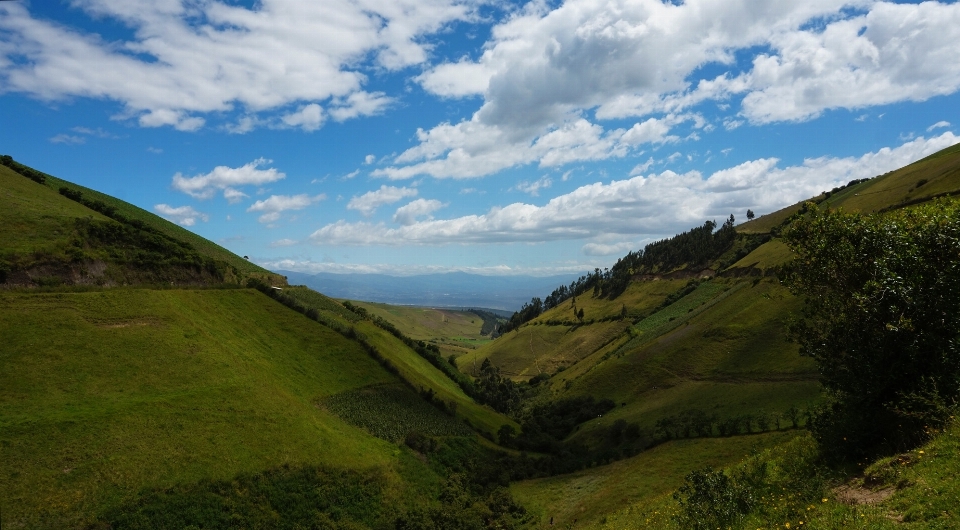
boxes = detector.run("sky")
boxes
[2,0,959,277]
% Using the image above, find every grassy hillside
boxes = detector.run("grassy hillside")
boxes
[512,430,801,528]
[459,279,687,379]
[0,288,451,527]
[440,142,960,529]
[0,159,525,528]
[737,140,960,236]
[345,300,499,358]
[0,156,281,286]
[282,286,516,437]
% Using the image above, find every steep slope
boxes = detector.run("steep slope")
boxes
[445,141,960,529]
[0,160,521,528]
[0,156,281,286]
[0,288,439,527]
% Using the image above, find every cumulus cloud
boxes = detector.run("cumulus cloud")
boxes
[172,158,285,199]
[741,2,960,123]
[393,198,445,225]
[247,193,325,223]
[257,259,590,277]
[49,134,85,145]
[311,133,959,246]
[582,240,637,257]
[381,0,960,181]
[281,104,324,132]
[514,176,552,197]
[374,118,644,180]
[347,185,418,216]
[0,0,478,130]
[154,204,209,226]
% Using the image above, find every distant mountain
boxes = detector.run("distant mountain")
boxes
[275,270,584,311]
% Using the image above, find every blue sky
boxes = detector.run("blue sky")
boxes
[2,0,959,276]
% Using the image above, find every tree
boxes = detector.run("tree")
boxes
[576,308,584,323]
[746,209,755,220]
[782,200,960,458]
[474,359,521,414]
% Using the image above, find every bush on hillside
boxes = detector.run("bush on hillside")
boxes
[782,200,960,460]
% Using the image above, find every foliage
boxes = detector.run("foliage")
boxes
[342,300,481,400]
[782,200,960,459]
[474,358,522,414]
[500,216,738,332]
[1,153,47,184]
[322,385,473,443]
[513,396,616,452]
[469,309,505,337]
[673,467,756,530]
[100,465,390,529]
[395,473,532,530]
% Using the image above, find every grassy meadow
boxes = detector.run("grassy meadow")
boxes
[0,288,433,527]
[345,300,498,358]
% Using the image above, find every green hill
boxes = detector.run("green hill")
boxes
[0,156,282,287]
[0,288,415,526]
[3,142,960,529]
[0,159,523,529]
[441,142,960,528]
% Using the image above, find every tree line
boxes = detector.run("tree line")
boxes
[500,215,739,333]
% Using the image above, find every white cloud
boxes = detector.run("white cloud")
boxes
[172,158,285,199]
[928,121,951,132]
[629,158,654,176]
[347,185,418,216]
[311,133,959,246]
[393,198,445,225]
[222,188,248,204]
[514,176,552,197]
[247,193,325,223]
[582,240,637,256]
[364,154,376,165]
[257,259,592,277]
[282,104,324,132]
[0,0,479,130]
[374,118,640,180]
[740,2,960,123]
[258,212,282,224]
[382,0,960,181]
[328,91,393,122]
[154,204,209,226]
[49,134,85,145]
[270,238,299,248]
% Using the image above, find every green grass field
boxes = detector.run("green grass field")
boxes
[459,279,688,380]
[280,286,515,437]
[0,288,434,528]
[512,430,801,528]
[1,165,112,257]
[345,300,497,358]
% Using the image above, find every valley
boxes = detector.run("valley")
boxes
[3,145,960,529]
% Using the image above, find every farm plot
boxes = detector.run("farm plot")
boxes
[321,384,474,443]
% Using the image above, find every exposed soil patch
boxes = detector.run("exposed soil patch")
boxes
[833,484,895,505]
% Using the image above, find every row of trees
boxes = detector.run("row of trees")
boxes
[654,406,809,440]
[500,215,740,333]
[1,154,47,184]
